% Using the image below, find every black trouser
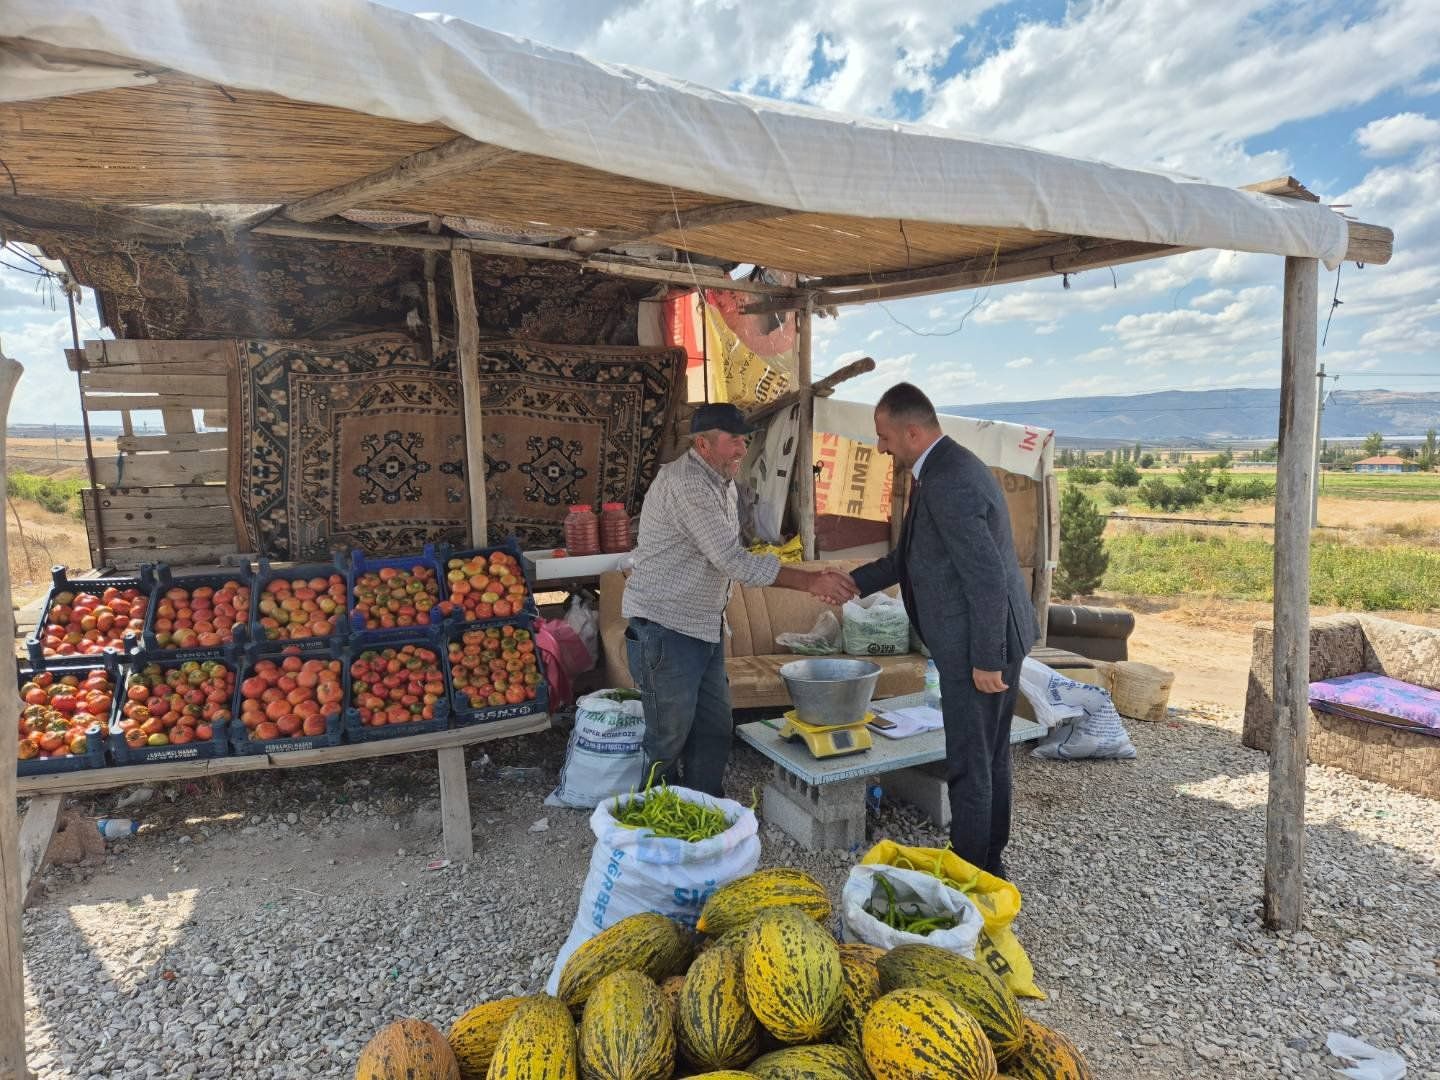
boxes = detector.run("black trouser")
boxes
[938,657,1024,877]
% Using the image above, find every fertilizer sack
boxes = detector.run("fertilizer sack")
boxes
[545,689,647,809]
[843,593,910,656]
[546,786,759,993]
[1028,671,1137,761]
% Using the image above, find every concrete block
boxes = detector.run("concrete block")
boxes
[761,770,867,850]
[881,762,950,828]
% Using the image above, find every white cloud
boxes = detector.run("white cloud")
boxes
[865,329,886,342]
[1356,112,1440,156]
[1004,356,1033,369]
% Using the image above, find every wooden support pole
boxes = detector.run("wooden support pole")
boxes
[744,355,875,428]
[451,250,488,545]
[796,301,816,560]
[1265,256,1319,931]
[436,747,474,861]
[0,347,29,1079]
[17,796,63,909]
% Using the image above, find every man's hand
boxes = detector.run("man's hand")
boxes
[810,570,859,606]
[972,668,1008,693]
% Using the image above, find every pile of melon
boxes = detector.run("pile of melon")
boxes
[355,867,1091,1080]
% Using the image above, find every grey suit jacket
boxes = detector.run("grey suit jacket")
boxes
[851,436,1038,673]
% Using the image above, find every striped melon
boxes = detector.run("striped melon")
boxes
[357,1018,461,1080]
[675,1073,757,1079]
[659,975,687,1030]
[742,907,843,1044]
[578,971,675,1080]
[862,988,997,1080]
[746,1043,868,1080]
[877,942,1024,1058]
[486,995,578,1080]
[830,954,880,1056]
[559,913,690,1009]
[998,1018,1093,1080]
[449,997,526,1080]
[678,936,761,1070]
[696,869,831,935]
[836,942,887,966]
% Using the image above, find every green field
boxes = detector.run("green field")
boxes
[7,473,86,518]
[1060,466,1440,508]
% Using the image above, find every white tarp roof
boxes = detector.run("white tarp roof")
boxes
[0,0,1351,267]
[815,398,1052,481]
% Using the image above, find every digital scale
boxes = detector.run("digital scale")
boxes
[777,708,875,758]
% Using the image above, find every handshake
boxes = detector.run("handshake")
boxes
[807,569,859,606]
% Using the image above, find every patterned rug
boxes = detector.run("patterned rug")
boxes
[474,340,684,548]
[230,335,470,560]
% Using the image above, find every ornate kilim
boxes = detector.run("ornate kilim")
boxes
[474,340,684,548]
[229,334,470,560]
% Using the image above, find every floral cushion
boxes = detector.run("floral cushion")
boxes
[1309,672,1440,737]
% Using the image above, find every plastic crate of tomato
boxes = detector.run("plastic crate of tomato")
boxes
[15,657,116,775]
[342,630,452,743]
[26,566,153,668]
[229,639,346,755]
[435,538,538,629]
[249,558,350,648]
[344,546,448,642]
[139,564,255,654]
[445,616,549,727]
[110,651,235,765]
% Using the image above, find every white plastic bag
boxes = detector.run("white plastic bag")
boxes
[546,786,760,993]
[776,610,843,655]
[1029,674,1136,761]
[1325,1032,1406,1080]
[1018,658,1086,730]
[545,690,647,809]
[839,865,984,957]
[842,594,910,656]
[564,592,600,667]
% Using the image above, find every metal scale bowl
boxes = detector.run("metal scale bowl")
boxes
[777,658,881,758]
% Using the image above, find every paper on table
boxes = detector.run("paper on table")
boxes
[870,705,944,739]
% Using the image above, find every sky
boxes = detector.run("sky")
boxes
[2,0,1438,426]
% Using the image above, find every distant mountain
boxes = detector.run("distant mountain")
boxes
[940,388,1440,444]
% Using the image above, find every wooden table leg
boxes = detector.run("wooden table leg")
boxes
[18,795,64,909]
[436,747,474,861]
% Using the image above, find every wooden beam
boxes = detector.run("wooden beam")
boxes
[437,747,474,861]
[1343,222,1393,265]
[796,300,816,560]
[1265,255,1319,932]
[279,136,517,223]
[17,796,64,909]
[570,201,799,253]
[1242,176,1320,201]
[0,350,30,1077]
[744,355,876,427]
[93,450,228,488]
[452,249,488,546]
[115,431,228,453]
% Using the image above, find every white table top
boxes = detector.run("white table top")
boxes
[736,692,1047,786]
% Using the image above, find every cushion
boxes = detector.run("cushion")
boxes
[1310,672,1440,737]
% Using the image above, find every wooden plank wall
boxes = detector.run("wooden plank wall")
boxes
[71,340,239,569]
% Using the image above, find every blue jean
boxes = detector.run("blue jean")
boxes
[624,617,733,797]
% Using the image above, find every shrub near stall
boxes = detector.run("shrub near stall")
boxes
[447,625,542,709]
[350,643,446,727]
[237,653,343,740]
[17,668,112,761]
[118,660,234,748]
[39,584,147,657]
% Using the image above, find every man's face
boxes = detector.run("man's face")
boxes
[696,430,750,477]
[873,407,915,467]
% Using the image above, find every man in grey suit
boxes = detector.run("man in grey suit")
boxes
[849,383,1037,877]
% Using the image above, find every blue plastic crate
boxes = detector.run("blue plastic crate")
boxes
[444,616,550,727]
[16,657,118,775]
[344,545,448,642]
[228,638,347,755]
[25,565,155,668]
[342,630,452,743]
[109,651,236,766]
[249,558,349,649]
[435,538,540,631]
[139,563,255,654]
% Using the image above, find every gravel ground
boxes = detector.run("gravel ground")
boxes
[19,704,1440,1079]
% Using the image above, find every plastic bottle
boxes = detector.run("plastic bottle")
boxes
[562,505,601,557]
[599,502,632,553]
[923,659,942,711]
[96,818,139,840]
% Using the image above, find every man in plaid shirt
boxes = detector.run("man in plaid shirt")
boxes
[624,403,857,795]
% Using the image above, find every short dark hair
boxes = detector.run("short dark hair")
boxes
[876,382,939,427]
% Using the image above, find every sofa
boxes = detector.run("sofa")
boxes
[1244,614,1440,800]
[1046,604,1135,662]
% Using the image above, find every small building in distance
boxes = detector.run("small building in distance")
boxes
[1354,454,1409,473]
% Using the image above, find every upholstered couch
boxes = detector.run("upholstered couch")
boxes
[1244,614,1440,800]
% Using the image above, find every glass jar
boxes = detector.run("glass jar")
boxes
[600,502,633,553]
[563,504,601,557]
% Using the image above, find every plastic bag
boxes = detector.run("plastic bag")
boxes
[860,839,1045,999]
[545,690,647,809]
[1325,1032,1406,1080]
[546,785,759,994]
[842,594,910,656]
[564,592,600,667]
[748,534,804,563]
[776,610,843,655]
[1018,657,1085,730]
[1028,672,1137,761]
[840,865,984,956]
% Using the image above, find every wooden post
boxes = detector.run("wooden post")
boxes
[0,347,30,1079]
[1265,256,1319,931]
[796,301,816,560]
[436,747,474,861]
[450,250,489,545]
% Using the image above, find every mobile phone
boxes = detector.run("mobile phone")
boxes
[867,715,897,731]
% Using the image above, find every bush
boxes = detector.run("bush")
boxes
[8,473,85,518]
[1106,462,1141,488]
[1055,486,1109,599]
[1067,466,1102,485]
[1138,453,1156,469]
[1226,477,1275,502]
[1137,477,1204,512]
[1101,484,1130,507]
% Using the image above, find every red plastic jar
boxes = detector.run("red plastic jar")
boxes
[563,504,601,557]
[600,502,633,553]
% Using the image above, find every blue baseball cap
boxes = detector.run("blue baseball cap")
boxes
[690,403,756,436]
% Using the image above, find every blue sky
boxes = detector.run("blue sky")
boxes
[3,0,1438,424]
